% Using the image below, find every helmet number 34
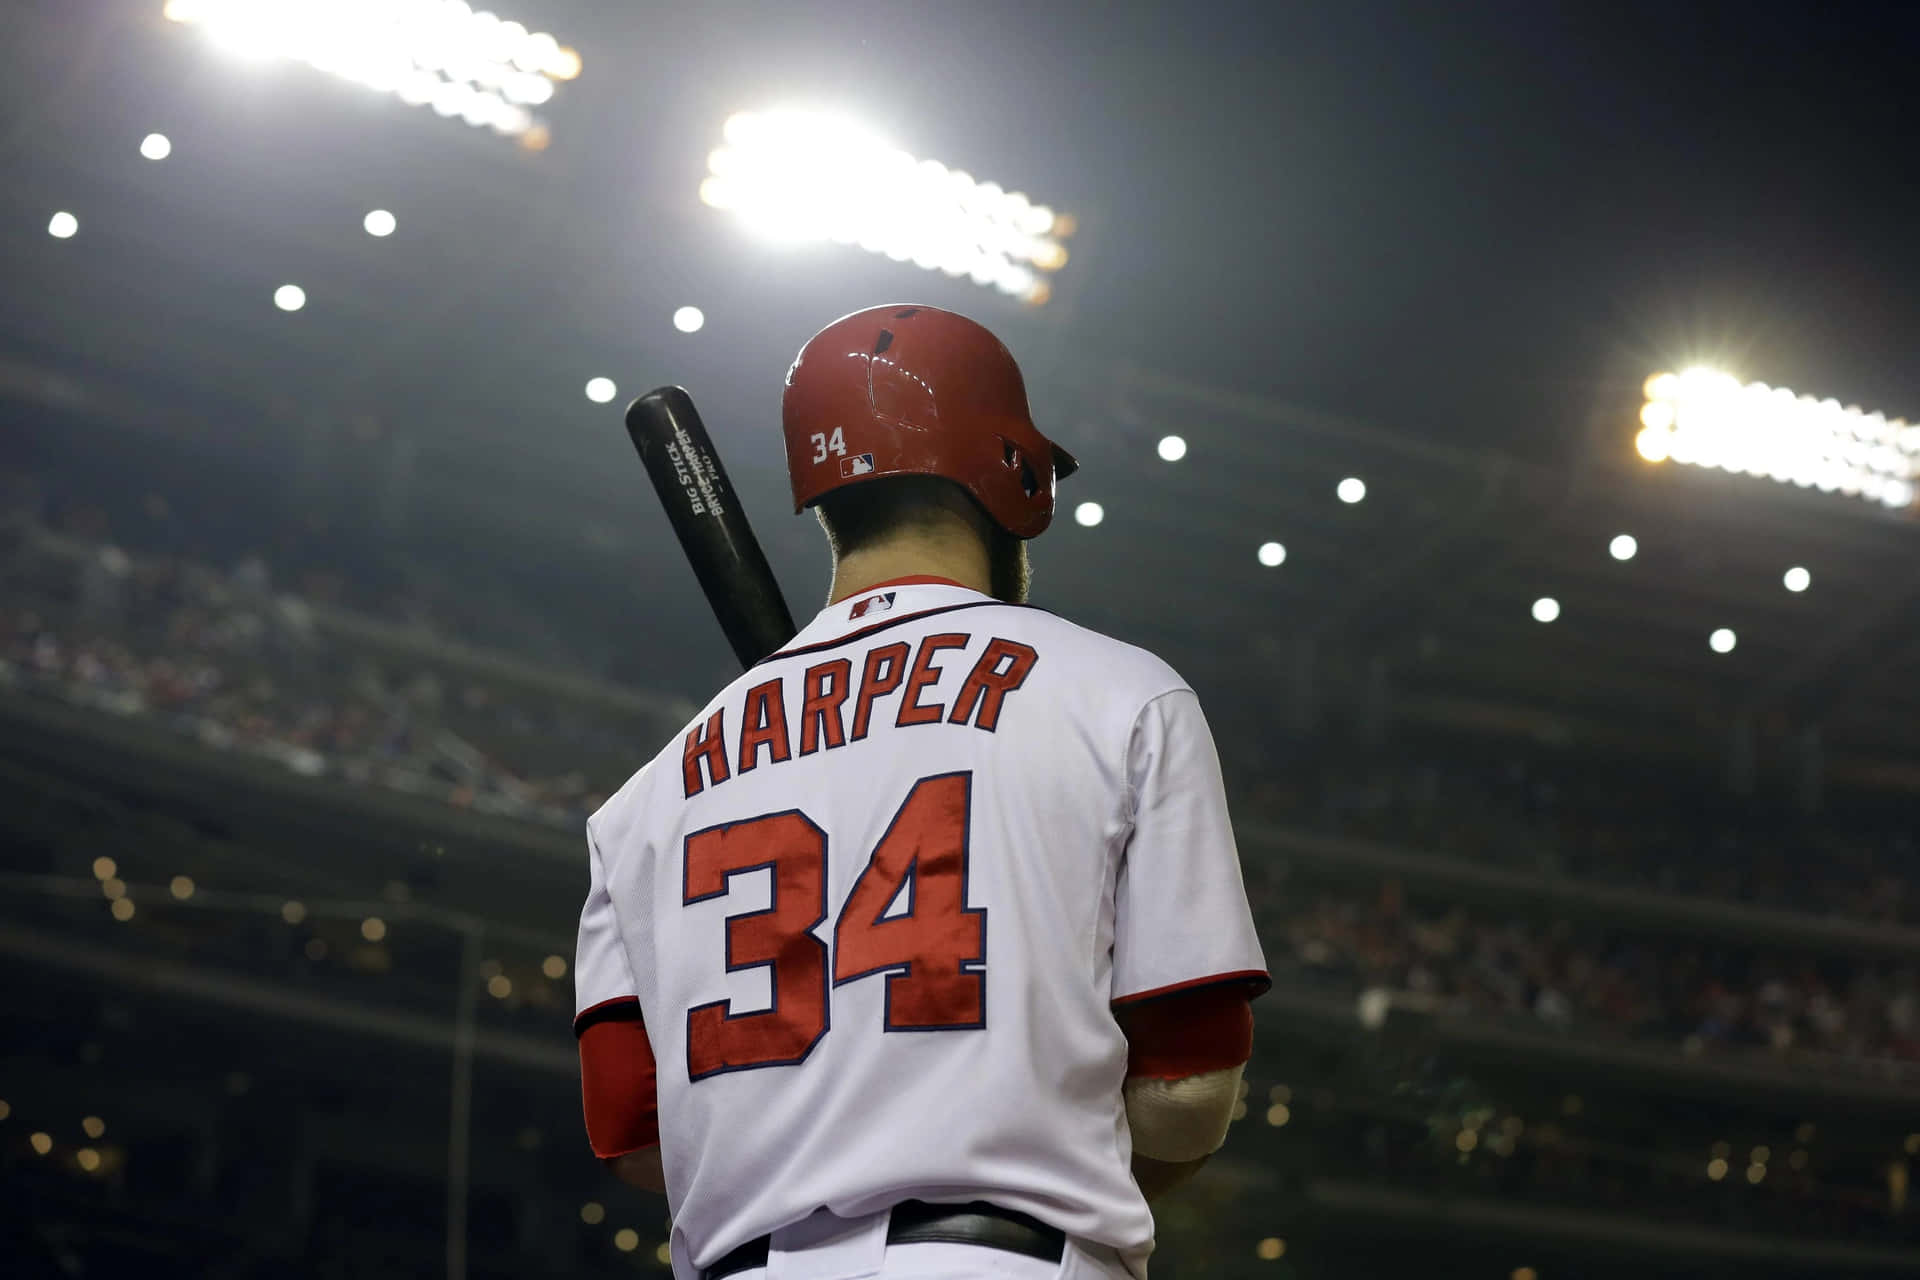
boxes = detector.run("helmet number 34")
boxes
[681,771,986,1081]
[809,428,847,464]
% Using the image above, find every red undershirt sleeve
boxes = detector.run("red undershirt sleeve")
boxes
[577,1002,660,1158]
[1115,980,1257,1080]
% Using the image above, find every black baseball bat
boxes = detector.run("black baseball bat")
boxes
[623,386,798,669]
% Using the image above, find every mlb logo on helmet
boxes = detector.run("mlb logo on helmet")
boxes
[841,453,875,478]
[849,591,896,619]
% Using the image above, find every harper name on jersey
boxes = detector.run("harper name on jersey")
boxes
[681,629,1038,798]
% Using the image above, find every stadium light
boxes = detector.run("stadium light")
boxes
[1157,435,1188,462]
[1609,534,1637,561]
[584,377,616,403]
[1073,501,1104,527]
[672,305,705,333]
[47,211,78,239]
[1709,627,1737,653]
[1531,597,1560,623]
[1783,565,1810,593]
[363,208,396,237]
[160,1,580,143]
[1638,368,1916,510]
[699,108,1073,305]
[1257,541,1286,567]
[273,283,306,311]
[1336,477,1366,504]
[140,132,172,160]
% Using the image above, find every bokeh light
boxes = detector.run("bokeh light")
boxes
[1257,541,1286,567]
[161,4,568,142]
[140,133,172,160]
[1157,435,1187,462]
[1709,628,1737,654]
[673,306,705,333]
[273,284,307,312]
[363,209,397,237]
[585,377,617,403]
[1783,566,1811,592]
[1073,501,1104,527]
[1638,367,1916,509]
[1609,534,1638,561]
[1336,476,1366,504]
[700,107,1070,303]
[1532,597,1560,623]
[48,211,78,239]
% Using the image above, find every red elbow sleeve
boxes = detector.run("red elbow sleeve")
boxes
[578,1001,660,1158]
[1117,982,1255,1080]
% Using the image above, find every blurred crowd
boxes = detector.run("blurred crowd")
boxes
[1245,753,1916,924]
[1264,878,1920,1072]
[0,513,658,830]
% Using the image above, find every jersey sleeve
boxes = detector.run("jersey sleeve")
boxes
[1110,688,1270,1006]
[573,822,641,1032]
[574,822,659,1157]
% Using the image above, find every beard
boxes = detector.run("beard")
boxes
[988,528,1031,604]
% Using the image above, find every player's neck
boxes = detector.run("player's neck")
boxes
[828,537,992,604]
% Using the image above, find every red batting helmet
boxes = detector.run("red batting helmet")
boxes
[782,305,1078,539]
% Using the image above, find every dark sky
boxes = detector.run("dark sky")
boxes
[1093,1,1920,451]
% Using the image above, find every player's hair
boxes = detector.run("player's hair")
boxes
[813,474,984,557]
[815,475,1030,603]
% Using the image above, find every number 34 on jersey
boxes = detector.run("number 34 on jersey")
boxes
[682,771,986,1081]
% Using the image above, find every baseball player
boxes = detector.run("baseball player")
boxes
[574,306,1268,1280]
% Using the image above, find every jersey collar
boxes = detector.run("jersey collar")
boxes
[776,577,994,657]
[828,574,975,602]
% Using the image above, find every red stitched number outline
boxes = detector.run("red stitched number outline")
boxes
[683,772,985,1080]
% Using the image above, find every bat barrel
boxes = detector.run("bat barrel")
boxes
[625,386,798,668]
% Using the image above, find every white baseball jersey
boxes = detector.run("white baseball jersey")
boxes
[576,578,1267,1279]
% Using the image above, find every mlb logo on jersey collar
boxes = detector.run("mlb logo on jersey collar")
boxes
[848,591,896,619]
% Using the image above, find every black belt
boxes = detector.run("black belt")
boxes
[705,1201,1065,1280]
